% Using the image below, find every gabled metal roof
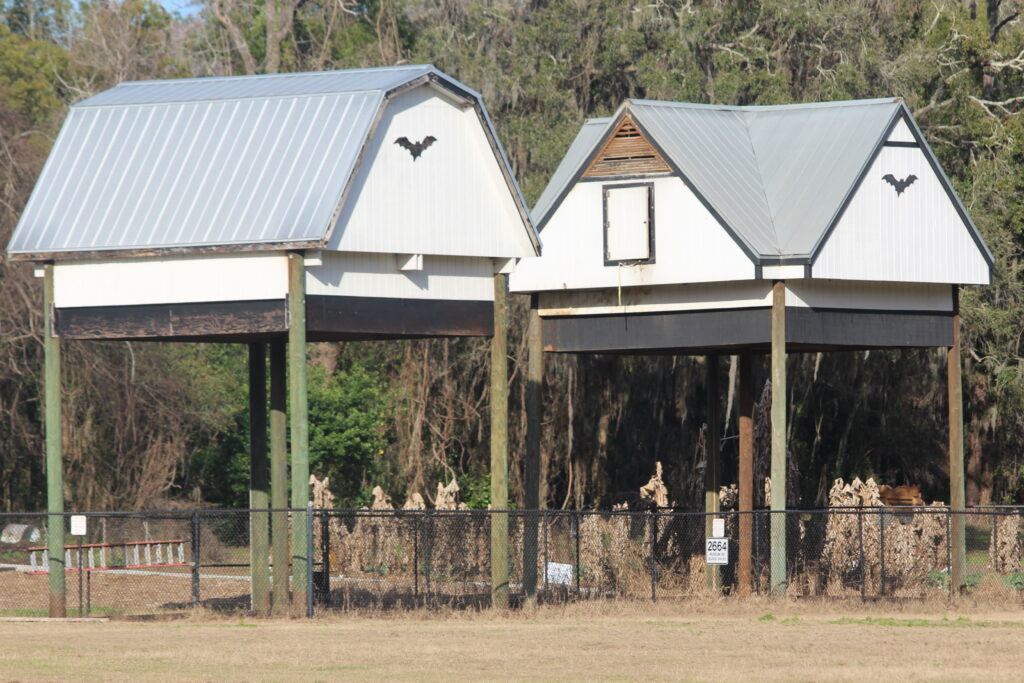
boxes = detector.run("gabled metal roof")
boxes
[531,97,990,266]
[8,65,537,260]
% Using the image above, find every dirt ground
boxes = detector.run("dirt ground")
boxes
[1,602,1023,682]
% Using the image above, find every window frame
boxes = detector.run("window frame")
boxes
[602,182,656,266]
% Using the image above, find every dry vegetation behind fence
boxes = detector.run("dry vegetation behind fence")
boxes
[1,507,1023,616]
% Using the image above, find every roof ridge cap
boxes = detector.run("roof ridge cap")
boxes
[734,109,782,255]
[113,64,435,88]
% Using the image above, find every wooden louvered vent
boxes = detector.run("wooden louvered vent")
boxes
[583,115,671,178]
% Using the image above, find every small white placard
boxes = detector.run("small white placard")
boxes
[70,515,87,536]
[545,561,574,586]
[712,517,725,538]
[706,537,729,565]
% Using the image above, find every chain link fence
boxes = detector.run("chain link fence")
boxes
[2,507,1022,616]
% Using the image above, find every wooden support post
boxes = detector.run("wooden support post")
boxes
[523,305,543,600]
[737,353,754,596]
[948,286,966,593]
[248,343,270,615]
[705,354,721,592]
[269,340,289,615]
[490,273,510,609]
[770,281,787,596]
[288,252,310,614]
[44,264,65,618]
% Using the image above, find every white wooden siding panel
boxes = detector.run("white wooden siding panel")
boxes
[538,280,771,316]
[510,176,754,293]
[888,118,916,143]
[54,254,288,308]
[539,279,951,316]
[813,146,989,284]
[328,87,533,258]
[306,251,494,301]
[786,280,952,311]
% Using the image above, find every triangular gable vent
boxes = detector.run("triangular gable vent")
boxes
[583,115,671,178]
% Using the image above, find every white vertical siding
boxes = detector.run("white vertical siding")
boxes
[888,118,916,143]
[786,279,952,311]
[328,86,534,258]
[813,146,990,284]
[537,279,952,316]
[510,176,754,293]
[306,251,494,301]
[53,253,288,308]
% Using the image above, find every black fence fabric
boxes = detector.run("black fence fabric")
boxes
[1,508,1022,616]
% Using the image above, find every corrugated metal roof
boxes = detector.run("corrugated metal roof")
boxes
[8,65,537,259]
[532,97,943,262]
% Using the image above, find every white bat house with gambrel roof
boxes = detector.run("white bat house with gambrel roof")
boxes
[9,65,538,341]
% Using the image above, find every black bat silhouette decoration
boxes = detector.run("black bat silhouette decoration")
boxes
[394,136,437,161]
[882,173,918,195]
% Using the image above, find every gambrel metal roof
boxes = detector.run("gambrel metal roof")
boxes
[533,98,992,267]
[8,65,537,260]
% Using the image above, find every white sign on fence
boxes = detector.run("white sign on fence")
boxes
[705,537,729,565]
[545,561,574,586]
[70,515,87,536]
[712,517,725,538]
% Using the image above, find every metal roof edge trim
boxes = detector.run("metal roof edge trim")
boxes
[627,96,901,112]
[318,91,390,250]
[7,238,323,263]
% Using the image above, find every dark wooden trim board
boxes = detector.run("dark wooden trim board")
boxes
[56,295,494,342]
[306,295,493,340]
[541,306,953,354]
[57,299,288,341]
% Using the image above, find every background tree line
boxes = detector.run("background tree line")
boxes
[2,0,1024,511]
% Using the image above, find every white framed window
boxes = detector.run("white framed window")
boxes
[603,183,654,264]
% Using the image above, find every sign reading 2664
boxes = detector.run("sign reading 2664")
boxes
[705,538,729,565]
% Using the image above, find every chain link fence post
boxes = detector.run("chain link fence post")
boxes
[191,510,200,608]
[306,503,314,619]
[649,512,657,603]
[413,513,420,603]
[858,508,865,601]
[946,507,953,601]
[575,511,582,597]
[879,508,886,598]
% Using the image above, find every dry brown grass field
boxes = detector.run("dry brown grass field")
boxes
[1,601,1023,682]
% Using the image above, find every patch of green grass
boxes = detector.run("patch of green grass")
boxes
[1004,572,1024,591]
[757,612,775,622]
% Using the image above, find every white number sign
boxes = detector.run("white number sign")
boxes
[705,538,729,565]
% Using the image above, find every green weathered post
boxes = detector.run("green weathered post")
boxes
[770,280,787,596]
[523,306,543,600]
[288,252,310,615]
[248,343,271,615]
[704,354,721,593]
[490,272,510,609]
[269,340,289,615]
[44,264,66,618]
[948,286,966,593]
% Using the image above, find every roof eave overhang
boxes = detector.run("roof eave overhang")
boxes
[8,238,324,263]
